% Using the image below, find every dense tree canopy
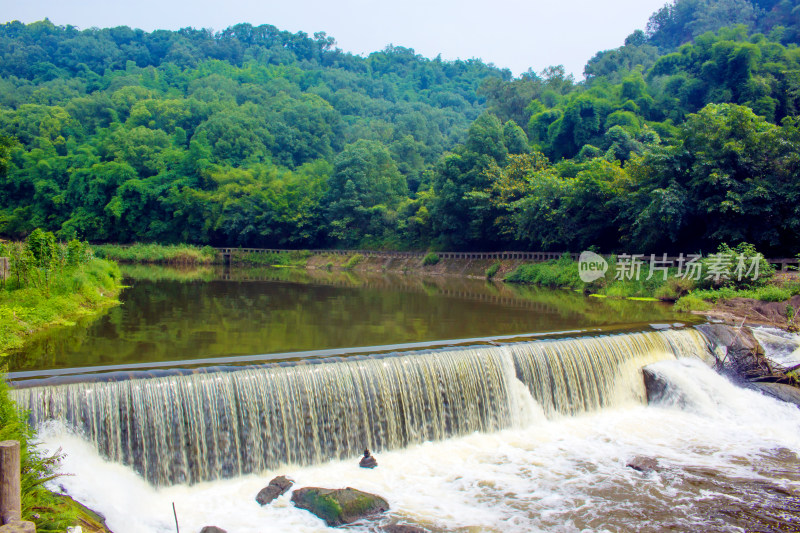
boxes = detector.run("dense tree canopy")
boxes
[3,0,800,254]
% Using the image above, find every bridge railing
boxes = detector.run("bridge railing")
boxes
[102,245,797,272]
[214,248,581,262]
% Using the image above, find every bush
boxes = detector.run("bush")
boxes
[505,254,582,289]
[696,242,774,290]
[93,243,216,264]
[674,294,713,312]
[422,252,440,266]
[653,276,695,301]
[0,378,76,531]
[344,253,364,270]
[486,262,501,279]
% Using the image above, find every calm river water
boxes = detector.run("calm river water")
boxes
[8,265,688,374]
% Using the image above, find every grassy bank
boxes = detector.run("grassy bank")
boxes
[504,246,797,314]
[504,254,678,300]
[232,249,311,267]
[0,256,122,356]
[674,283,800,312]
[94,243,314,268]
[93,243,217,264]
[1,232,124,357]
[1,232,123,532]
[0,378,77,531]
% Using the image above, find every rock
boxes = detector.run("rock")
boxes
[642,367,670,404]
[381,524,429,533]
[642,366,691,407]
[627,455,660,473]
[0,521,36,533]
[749,382,800,408]
[359,449,378,469]
[291,487,389,527]
[199,527,227,533]
[56,493,112,533]
[256,475,294,505]
[696,324,760,363]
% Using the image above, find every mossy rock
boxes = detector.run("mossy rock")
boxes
[57,494,113,533]
[291,487,389,527]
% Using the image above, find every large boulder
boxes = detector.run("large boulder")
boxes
[291,487,389,527]
[642,367,670,404]
[695,324,760,369]
[199,527,227,533]
[256,475,294,505]
[749,382,800,408]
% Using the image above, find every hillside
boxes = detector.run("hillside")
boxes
[2,0,800,253]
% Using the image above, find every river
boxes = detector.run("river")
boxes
[8,266,800,532]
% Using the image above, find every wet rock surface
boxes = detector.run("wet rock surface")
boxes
[626,455,660,473]
[255,475,294,505]
[291,487,389,526]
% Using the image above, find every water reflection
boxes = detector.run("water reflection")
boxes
[8,265,692,372]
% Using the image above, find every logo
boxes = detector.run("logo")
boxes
[579,251,608,283]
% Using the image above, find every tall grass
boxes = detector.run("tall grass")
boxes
[0,378,77,531]
[504,255,676,298]
[504,255,583,289]
[231,250,311,266]
[0,257,122,356]
[505,254,799,312]
[675,283,800,310]
[93,243,217,264]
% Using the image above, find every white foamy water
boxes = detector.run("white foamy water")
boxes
[37,358,800,533]
[751,326,800,368]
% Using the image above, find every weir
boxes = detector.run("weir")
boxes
[12,329,713,486]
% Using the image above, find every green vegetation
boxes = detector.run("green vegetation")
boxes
[673,294,713,312]
[0,230,121,530]
[0,378,77,531]
[0,231,122,356]
[505,242,793,310]
[344,253,364,270]
[231,249,311,266]
[0,20,502,250]
[1,1,800,256]
[506,256,673,299]
[504,254,583,289]
[422,252,440,266]
[305,490,344,525]
[683,284,800,303]
[486,261,501,279]
[118,263,217,282]
[93,243,217,264]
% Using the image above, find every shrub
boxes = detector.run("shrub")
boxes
[486,262,501,279]
[674,294,713,312]
[653,276,694,301]
[0,378,76,531]
[696,242,774,290]
[344,253,364,270]
[422,252,440,266]
[505,254,582,289]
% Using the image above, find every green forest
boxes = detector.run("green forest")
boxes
[2,0,800,254]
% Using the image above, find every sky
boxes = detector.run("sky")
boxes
[0,0,670,78]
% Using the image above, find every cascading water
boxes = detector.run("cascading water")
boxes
[12,329,712,487]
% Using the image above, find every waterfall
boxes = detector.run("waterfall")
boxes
[11,329,712,486]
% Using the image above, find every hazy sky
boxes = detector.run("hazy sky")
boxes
[0,0,669,77]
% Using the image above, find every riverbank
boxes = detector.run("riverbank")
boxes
[88,243,800,327]
[0,256,123,357]
[1,236,122,532]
